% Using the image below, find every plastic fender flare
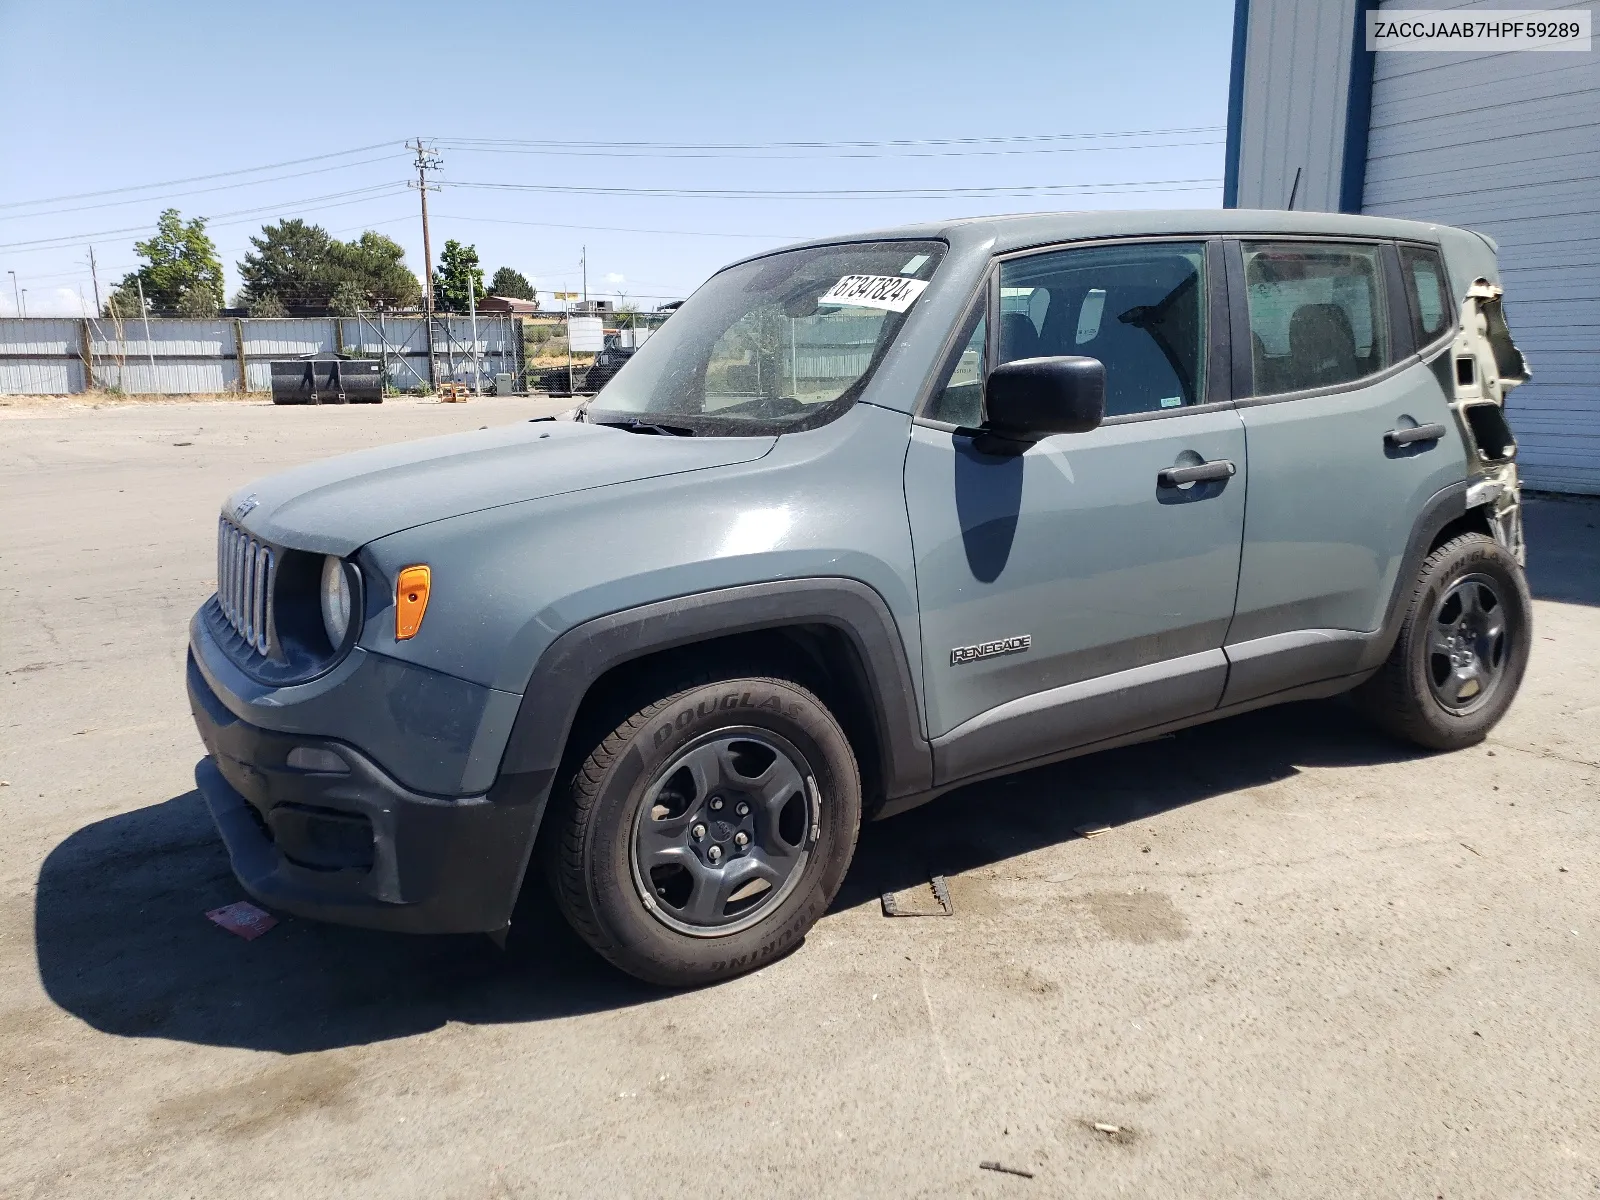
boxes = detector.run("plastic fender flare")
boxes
[485,578,933,926]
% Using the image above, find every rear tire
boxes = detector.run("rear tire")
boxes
[1355,532,1531,750]
[548,674,861,987]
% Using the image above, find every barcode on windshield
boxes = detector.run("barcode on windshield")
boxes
[817,275,930,312]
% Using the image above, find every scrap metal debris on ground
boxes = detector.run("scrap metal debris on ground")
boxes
[206,901,278,940]
[979,1161,1035,1178]
[881,874,954,917]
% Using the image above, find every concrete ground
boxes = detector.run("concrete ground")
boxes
[2,396,1596,1199]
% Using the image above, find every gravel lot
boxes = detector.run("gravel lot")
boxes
[2,396,1596,1198]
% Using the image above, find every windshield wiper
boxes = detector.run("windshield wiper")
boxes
[595,418,696,437]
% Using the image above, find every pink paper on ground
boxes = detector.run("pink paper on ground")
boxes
[206,901,278,940]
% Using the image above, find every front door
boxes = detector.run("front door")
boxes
[905,239,1248,785]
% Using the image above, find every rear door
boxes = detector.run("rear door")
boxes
[905,239,1248,784]
[1222,238,1468,704]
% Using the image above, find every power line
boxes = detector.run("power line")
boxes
[0,183,411,252]
[444,177,1222,201]
[0,153,409,223]
[433,213,800,240]
[0,141,404,212]
[432,125,1224,152]
[435,138,1223,163]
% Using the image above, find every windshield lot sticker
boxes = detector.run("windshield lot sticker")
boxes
[951,634,1032,666]
[819,274,930,312]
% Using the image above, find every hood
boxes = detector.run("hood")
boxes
[229,420,776,555]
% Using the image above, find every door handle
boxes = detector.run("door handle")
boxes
[1158,459,1236,488]
[1385,422,1447,447]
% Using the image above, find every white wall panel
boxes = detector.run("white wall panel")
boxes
[0,315,521,395]
[1233,0,1362,212]
[1363,0,1600,492]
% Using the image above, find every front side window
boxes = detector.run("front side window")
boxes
[1243,241,1389,395]
[926,309,987,426]
[998,241,1207,417]
[590,240,945,434]
[1400,244,1453,346]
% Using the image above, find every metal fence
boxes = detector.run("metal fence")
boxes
[0,315,524,396]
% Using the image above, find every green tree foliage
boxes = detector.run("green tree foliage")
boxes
[432,240,486,313]
[248,293,288,318]
[237,218,334,309]
[237,220,422,312]
[329,280,367,317]
[105,208,223,317]
[334,232,422,310]
[489,266,536,300]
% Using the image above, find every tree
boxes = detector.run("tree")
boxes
[237,221,421,312]
[489,266,535,300]
[329,280,366,317]
[176,288,220,317]
[105,208,223,316]
[248,293,288,318]
[238,218,337,309]
[433,240,486,313]
[330,231,421,310]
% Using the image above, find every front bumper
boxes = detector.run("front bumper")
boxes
[188,652,539,934]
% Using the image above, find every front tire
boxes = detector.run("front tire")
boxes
[548,675,861,987]
[1356,532,1531,750]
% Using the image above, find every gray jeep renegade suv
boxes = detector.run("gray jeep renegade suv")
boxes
[188,210,1532,986]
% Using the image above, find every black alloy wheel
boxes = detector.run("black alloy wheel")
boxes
[1425,573,1510,714]
[630,730,817,936]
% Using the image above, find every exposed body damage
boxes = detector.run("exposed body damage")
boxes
[1452,279,1531,563]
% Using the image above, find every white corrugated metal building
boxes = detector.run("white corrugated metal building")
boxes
[1225,0,1600,493]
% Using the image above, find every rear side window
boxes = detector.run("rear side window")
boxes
[1242,242,1389,396]
[999,241,1207,417]
[1400,244,1453,345]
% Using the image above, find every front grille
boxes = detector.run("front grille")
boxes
[217,517,276,655]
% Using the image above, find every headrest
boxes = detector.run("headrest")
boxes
[998,311,1041,363]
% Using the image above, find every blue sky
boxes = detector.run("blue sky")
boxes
[0,0,1234,315]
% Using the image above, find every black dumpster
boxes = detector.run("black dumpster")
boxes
[270,353,384,405]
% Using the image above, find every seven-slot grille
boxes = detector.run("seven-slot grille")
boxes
[217,517,276,655]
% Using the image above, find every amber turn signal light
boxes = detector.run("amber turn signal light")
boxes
[395,565,431,640]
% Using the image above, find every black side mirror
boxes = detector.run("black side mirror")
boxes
[982,355,1105,443]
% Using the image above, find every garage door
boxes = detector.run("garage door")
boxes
[1361,1,1600,494]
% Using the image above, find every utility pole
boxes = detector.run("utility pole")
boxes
[19,289,27,318]
[467,269,481,397]
[87,246,101,313]
[408,138,442,390]
[7,271,18,316]
[581,245,587,309]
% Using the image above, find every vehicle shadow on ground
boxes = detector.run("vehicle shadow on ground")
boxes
[837,697,1426,910]
[32,791,655,1055]
[1523,494,1600,606]
[34,697,1424,1054]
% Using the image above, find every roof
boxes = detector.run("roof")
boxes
[748,208,1471,263]
[477,295,540,313]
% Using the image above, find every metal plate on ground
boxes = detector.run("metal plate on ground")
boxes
[881,874,954,917]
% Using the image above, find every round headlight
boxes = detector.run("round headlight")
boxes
[320,555,352,648]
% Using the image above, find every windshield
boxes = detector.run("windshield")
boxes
[588,240,946,434]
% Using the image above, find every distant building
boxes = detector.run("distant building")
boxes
[476,295,540,315]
